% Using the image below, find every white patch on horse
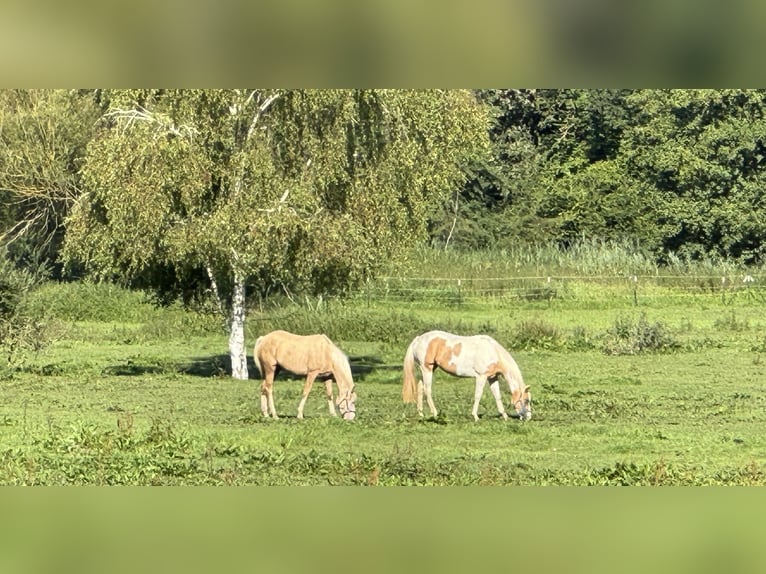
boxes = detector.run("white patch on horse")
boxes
[447,341,462,371]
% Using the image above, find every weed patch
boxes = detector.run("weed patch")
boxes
[601,313,680,355]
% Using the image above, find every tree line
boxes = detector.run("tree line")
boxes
[5,90,766,275]
[435,89,766,265]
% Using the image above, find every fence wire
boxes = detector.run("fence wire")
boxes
[352,274,766,305]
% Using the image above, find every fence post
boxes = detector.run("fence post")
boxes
[547,276,553,307]
[631,275,638,306]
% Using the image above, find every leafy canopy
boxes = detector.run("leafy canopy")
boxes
[64,89,490,300]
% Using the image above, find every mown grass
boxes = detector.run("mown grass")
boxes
[2,262,766,485]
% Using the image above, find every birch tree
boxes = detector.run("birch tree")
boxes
[63,90,490,379]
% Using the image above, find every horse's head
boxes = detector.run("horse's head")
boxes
[512,385,532,421]
[338,386,357,421]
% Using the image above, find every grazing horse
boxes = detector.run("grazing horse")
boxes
[253,330,357,420]
[402,330,531,421]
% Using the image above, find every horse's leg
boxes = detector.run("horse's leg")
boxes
[423,367,438,418]
[261,380,269,418]
[260,381,269,417]
[268,371,280,419]
[261,368,278,419]
[471,375,488,422]
[324,379,337,417]
[489,378,509,420]
[416,366,425,417]
[297,372,318,419]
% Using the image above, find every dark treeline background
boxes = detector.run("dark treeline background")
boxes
[4,89,766,284]
[433,89,766,265]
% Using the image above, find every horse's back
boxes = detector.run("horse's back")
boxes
[412,330,509,374]
[256,330,341,375]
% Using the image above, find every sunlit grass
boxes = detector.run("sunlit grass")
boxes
[2,263,766,484]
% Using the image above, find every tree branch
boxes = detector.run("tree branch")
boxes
[444,189,459,250]
[104,107,197,139]
[205,264,225,316]
[247,91,283,141]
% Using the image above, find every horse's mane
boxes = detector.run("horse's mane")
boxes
[328,339,354,392]
[493,338,524,391]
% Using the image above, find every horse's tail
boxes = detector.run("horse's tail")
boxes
[402,337,418,403]
[252,335,265,376]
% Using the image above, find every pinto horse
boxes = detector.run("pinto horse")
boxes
[403,330,531,421]
[254,330,357,420]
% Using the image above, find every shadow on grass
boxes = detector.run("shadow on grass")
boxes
[102,354,248,379]
[102,353,399,381]
[348,355,401,381]
[102,364,167,376]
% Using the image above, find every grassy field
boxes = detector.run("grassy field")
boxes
[3,255,766,484]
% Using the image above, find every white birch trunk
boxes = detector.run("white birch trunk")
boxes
[225,91,281,380]
[228,272,249,380]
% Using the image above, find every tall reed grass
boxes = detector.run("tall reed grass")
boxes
[393,240,758,279]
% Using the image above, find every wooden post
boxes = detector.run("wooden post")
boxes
[632,275,638,306]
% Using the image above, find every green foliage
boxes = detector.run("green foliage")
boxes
[2,267,766,485]
[713,311,750,332]
[624,90,766,262]
[602,313,680,355]
[21,281,152,323]
[0,90,100,276]
[64,90,491,302]
[438,89,766,265]
[249,305,428,346]
[0,250,61,370]
[510,319,564,350]
[6,89,766,287]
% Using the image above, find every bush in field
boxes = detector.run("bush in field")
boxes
[20,281,152,323]
[510,319,564,350]
[568,325,597,351]
[0,255,37,317]
[713,311,750,332]
[0,255,62,368]
[601,313,679,355]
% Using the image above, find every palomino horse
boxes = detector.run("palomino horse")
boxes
[403,330,531,421]
[253,330,357,420]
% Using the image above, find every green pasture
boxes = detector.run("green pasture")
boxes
[2,276,766,485]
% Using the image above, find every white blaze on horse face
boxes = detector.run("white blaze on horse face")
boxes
[339,391,356,421]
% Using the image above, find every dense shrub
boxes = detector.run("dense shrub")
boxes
[0,254,61,368]
[510,319,564,350]
[601,313,679,355]
[20,281,153,323]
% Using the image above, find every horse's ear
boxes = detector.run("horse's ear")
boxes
[524,385,531,392]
